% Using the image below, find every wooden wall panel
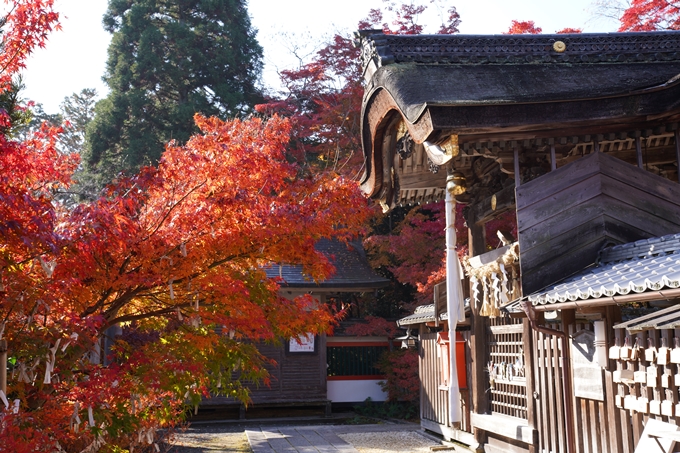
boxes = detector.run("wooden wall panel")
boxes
[517,151,680,295]
[209,337,328,406]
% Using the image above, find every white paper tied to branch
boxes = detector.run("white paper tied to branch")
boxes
[12,399,19,414]
[61,332,79,352]
[38,256,56,278]
[29,357,40,383]
[176,307,183,321]
[0,390,9,409]
[43,339,61,384]
[0,321,5,340]
[17,362,30,383]
[168,278,175,300]
[88,406,94,427]
[180,243,187,257]
[70,402,81,433]
[138,427,154,445]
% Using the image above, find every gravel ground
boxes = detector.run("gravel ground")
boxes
[166,421,453,453]
[166,424,252,453]
[337,431,441,453]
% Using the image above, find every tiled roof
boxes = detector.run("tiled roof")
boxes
[527,233,680,306]
[263,239,390,291]
[396,304,448,326]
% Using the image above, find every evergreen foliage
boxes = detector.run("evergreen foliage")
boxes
[85,0,263,184]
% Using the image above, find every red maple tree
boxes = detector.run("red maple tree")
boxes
[0,2,372,450]
[504,20,543,34]
[618,0,680,31]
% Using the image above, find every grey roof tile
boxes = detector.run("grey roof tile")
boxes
[528,232,680,306]
[263,239,390,291]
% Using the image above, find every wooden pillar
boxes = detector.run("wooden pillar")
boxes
[635,134,644,170]
[0,339,6,396]
[468,223,488,418]
[523,318,538,453]
[550,143,556,171]
[513,148,521,187]
[675,129,680,183]
[561,309,575,335]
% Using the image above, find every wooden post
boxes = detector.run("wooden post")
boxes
[514,147,521,187]
[675,129,680,183]
[561,309,575,335]
[550,143,556,171]
[0,339,6,396]
[635,134,643,169]
[523,318,538,453]
[468,223,488,419]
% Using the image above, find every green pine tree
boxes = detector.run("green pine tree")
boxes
[85,0,263,184]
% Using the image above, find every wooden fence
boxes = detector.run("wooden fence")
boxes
[488,318,528,420]
[419,330,472,435]
[530,322,680,453]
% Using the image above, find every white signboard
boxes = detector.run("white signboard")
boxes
[289,333,315,353]
[571,329,604,401]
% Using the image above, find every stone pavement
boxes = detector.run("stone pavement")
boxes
[246,422,424,453]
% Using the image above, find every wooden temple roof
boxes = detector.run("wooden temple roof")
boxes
[357,30,680,210]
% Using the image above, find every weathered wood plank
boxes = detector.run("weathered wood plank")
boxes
[580,398,590,453]
[517,175,603,233]
[517,150,680,295]
[604,370,621,453]
[553,335,566,453]
[516,151,605,211]
[470,412,536,444]
[489,324,524,335]
[466,184,516,226]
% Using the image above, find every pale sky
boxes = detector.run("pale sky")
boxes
[21,0,619,113]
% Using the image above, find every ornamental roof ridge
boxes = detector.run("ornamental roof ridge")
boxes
[356,30,680,72]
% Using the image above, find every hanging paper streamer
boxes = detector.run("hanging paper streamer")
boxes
[12,399,19,414]
[88,406,95,427]
[169,278,175,300]
[462,242,520,317]
[38,256,56,278]
[44,343,56,385]
[61,332,79,352]
[0,390,9,409]
[70,402,81,433]
[180,243,187,257]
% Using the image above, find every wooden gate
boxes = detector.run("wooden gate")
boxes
[533,323,628,453]
[533,329,569,453]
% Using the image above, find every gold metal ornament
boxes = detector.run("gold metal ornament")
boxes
[446,171,467,196]
[396,121,408,140]
[491,194,497,211]
[440,134,460,158]
[553,41,566,53]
